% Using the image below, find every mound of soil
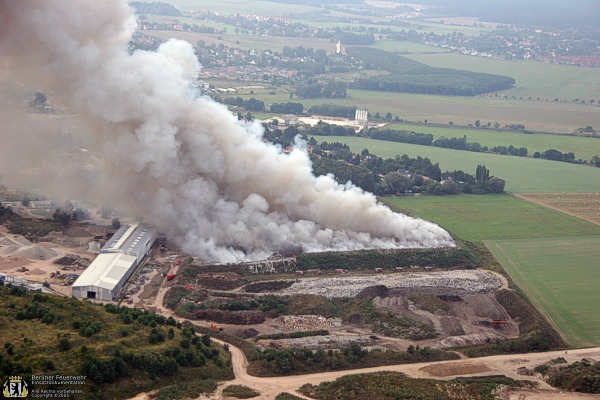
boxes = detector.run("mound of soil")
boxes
[356,285,389,299]
[440,316,466,336]
[439,332,501,347]
[10,244,57,260]
[0,237,18,246]
[28,268,46,275]
[12,236,32,246]
[420,362,491,377]
[464,294,507,320]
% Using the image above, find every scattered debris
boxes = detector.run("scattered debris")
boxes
[284,270,503,298]
[275,315,342,331]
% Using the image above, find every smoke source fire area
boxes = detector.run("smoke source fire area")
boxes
[0,1,453,263]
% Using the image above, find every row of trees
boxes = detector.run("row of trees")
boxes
[350,73,516,96]
[310,139,505,195]
[307,104,357,118]
[248,344,458,377]
[221,96,265,112]
[295,80,347,99]
[309,124,600,167]
[269,102,304,114]
[260,123,506,196]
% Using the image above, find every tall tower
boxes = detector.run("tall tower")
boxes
[336,40,342,55]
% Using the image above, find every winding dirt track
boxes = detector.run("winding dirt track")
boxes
[138,280,600,400]
[213,341,600,400]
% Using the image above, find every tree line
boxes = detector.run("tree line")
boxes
[295,80,347,99]
[261,123,505,195]
[247,343,457,377]
[346,47,515,96]
[311,140,505,195]
[307,104,357,118]
[307,124,600,167]
[221,96,265,111]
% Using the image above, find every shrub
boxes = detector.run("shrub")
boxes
[222,385,260,399]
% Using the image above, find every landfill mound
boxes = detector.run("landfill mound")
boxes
[284,271,503,298]
[356,285,389,299]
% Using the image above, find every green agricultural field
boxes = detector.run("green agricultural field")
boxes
[406,53,600,101]
[311,135,600,193]
[383,122,600,161]
[382,194,600,242]
[486,236,600,347]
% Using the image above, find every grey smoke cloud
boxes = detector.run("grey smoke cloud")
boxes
[0,1,454,262]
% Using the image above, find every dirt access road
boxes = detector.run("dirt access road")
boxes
[215,343,600,400]
[134,273,599,399]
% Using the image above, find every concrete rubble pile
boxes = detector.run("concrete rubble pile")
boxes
[276,315,342,331]
[259,334,377,350]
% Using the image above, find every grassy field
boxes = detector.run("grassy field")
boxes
[227,88,600,134]
[407,53,600,101]
[311,135,600,193]
[382,194,600,242]
[486,236,600,347]
[384,122,600,161]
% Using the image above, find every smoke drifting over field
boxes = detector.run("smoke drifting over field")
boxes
[0,1,453,262]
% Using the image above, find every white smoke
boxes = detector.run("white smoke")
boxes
[0,1,454,262]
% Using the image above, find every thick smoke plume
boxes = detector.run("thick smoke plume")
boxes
[0,1,454,262]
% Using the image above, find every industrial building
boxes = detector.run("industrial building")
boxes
[72,223,157,301]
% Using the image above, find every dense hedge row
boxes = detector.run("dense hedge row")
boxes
[247,344,459,377]
[299,372,526,400]
[296,247,476,271]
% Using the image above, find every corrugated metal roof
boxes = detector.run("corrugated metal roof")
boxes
[73,253,137,290]
[102,223,156,258]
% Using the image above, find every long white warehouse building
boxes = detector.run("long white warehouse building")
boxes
[72,223,157,301]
